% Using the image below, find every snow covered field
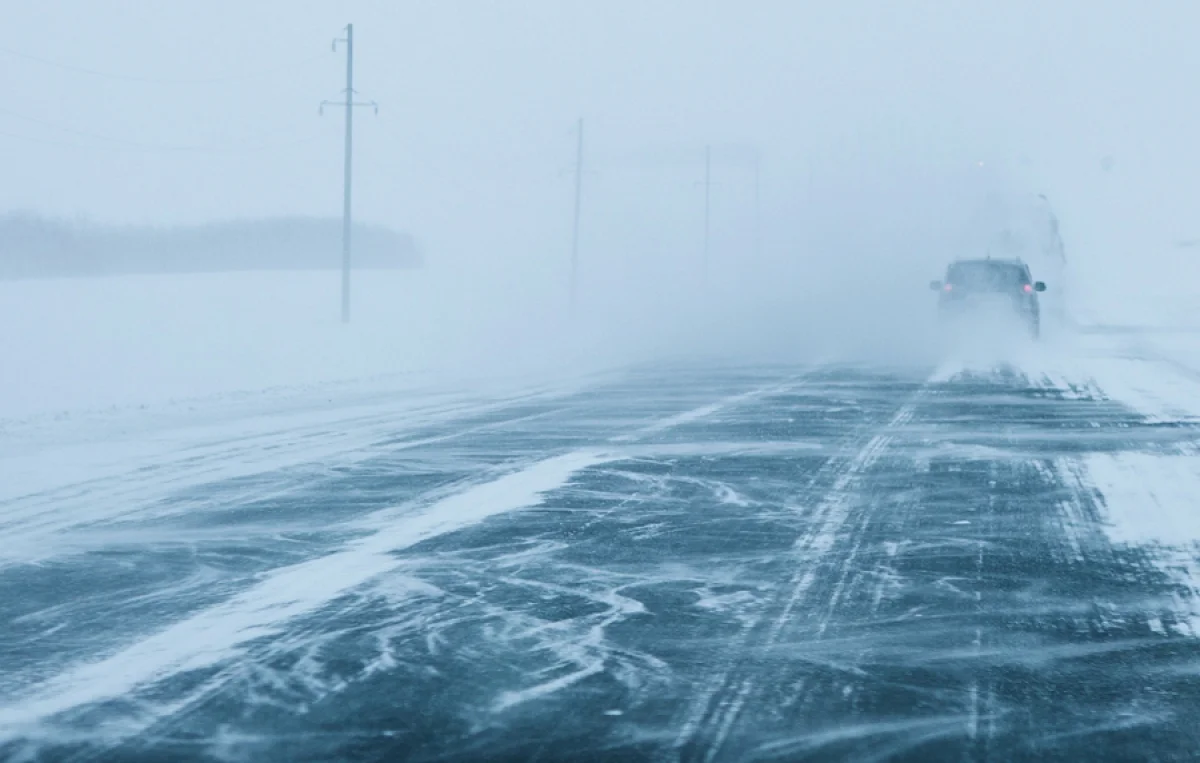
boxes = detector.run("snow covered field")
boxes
[0,269,619,421]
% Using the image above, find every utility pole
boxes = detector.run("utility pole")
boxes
[703,144,712,285]
[569,117,584,314]
[320,23,378,324]
[753,151,761,259]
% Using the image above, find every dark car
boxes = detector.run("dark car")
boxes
[930,258,1047,338]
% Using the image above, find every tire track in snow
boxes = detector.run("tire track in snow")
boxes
[666,374,933,763]
[611,377,805,443]
[763,363,1200,762]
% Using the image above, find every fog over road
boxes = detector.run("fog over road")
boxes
[3,327,1200,762]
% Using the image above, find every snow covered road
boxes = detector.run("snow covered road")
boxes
[4,331,1200,761]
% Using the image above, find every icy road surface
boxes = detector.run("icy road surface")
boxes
[4,332,1200,762]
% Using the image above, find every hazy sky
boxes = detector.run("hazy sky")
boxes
[2,1,1198,275]
[4,0,1200,393]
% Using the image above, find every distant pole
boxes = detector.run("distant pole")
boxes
[341,24,353,324]
[753,151,761,258]
[321,24,378,324]
[570,117,584,313]
[703,144,712,284]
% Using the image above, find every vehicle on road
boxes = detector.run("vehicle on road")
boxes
[930,257,1047,339]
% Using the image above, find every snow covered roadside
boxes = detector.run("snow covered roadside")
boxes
[1075,453,1200,636]
[0,268,638,545]
[1040,256,1200,637]
[1063,241,1200,420]
[0,269,633,422]
[1011,250,1200,422]
[0,267,653,469]
[1083,453,1200,549]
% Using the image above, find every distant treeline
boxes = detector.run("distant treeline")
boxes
[0,212,422,279]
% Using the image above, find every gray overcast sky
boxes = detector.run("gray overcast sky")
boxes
[1,1,1197,269]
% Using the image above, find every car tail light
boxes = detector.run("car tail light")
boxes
[1022,284,1033,293]
[943,283,953,292]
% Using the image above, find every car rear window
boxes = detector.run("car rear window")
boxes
[947,262,1027,290]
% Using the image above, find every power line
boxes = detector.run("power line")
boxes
[0,127,84,149]
[0,106,202,151]
[0,44,328,85]
[0,127,327,154]
[0,106,327,153]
